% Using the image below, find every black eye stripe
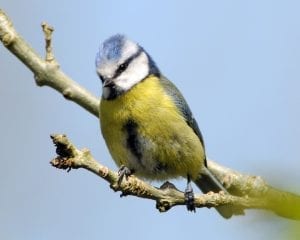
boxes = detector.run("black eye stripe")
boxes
[112,48,143,79]
[116,61,129,75]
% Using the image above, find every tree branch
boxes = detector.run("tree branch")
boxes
[207,161,300,219]
[49,134,270,213]
[1,9,300,220]
[0,9,99,116]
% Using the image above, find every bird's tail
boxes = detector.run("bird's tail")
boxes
[193,167,244,219]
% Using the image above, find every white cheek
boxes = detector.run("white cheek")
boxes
[115,52,149,91]
[114,77,133,91]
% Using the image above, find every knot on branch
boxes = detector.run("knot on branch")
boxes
[156,199,172,212]
[50,157,74,172]
[51,134,75,158]
[0,10,15,46]
[156,182,184,212]
[1,32,14,46]
[62,88,73,99]
[50,134,79,171]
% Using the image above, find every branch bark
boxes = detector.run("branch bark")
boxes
[1,9,300,220]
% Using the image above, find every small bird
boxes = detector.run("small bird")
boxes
[95,34,242,218]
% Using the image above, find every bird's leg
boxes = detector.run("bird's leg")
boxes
[185,175,196,212]
[117,165,133,186]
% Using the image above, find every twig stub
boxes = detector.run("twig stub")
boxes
[41,22,56,63]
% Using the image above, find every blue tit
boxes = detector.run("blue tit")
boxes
[95,34,243,218]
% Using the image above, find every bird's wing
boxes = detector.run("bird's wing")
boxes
[160,75,206,163]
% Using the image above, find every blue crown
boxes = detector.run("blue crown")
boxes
[96,34,126,67]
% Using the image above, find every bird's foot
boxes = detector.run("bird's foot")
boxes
[117,165,132,186]
[185,180,196,212]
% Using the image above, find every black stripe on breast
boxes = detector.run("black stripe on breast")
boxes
[123,119,143,161]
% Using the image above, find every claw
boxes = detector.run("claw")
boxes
[117,165,132,186]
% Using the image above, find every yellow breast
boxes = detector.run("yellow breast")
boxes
[99,75,205,180]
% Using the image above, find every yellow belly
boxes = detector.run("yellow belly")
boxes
[99,75,205,180]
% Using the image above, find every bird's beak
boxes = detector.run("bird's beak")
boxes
[103,78,114,87]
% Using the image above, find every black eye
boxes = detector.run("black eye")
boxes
[117,62,128,74]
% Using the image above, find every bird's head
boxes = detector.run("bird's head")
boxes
[95,34,159,100]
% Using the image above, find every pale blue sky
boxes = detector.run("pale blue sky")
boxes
[1,1,300,239]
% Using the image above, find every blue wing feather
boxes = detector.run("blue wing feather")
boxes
[159,76,206,164]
